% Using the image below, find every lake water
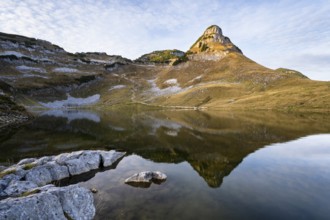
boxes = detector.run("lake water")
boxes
[1,109,330,219]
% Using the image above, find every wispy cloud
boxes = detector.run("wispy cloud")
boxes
[0,0,329,80]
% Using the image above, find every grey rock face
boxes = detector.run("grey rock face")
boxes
[4,180,38,196]
[0,191,66,220]
[0,166,6,173]
[0,173,23,195]
[54,151,84,165]
[0,150,125,218]
[99,150,126,167]
[25,165,53,186]
[125,171,167,183]
[1,150,126,198]
[0,184,95,220]
[35,156,55,166]
[65,151,101,176]
[17,158,36,166]
[47,161,70,180]
[48,185,95,220]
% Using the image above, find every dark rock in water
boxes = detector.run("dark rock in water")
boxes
[125,171,167,188]
[0,184,95,220]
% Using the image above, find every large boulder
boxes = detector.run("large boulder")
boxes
[65,151,101,176]
[1,150,126,197]
[0,191,66,220]
[0,184,95,220]
[48,185,95,220]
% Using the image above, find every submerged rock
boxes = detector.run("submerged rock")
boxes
[125,171,167,187]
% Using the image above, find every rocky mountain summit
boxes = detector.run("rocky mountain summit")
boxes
[187,25,242,61]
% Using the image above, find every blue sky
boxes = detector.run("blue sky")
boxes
[0,0,329,80]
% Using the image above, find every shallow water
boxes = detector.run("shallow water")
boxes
[1,109,330,219]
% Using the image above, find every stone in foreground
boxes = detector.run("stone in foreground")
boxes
[0,184,95,220]
[0,150,126,219]
[0,150,126,198]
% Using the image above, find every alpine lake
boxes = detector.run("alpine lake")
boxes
[1,108,330,220]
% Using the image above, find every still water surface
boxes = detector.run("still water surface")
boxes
[1,109,330,219]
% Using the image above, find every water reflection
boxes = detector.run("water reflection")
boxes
[1,109,330,189]
[40,109,101,123]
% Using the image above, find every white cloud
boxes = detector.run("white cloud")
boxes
[0,0,329,80]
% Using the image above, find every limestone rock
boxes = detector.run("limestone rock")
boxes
[4,180,38,196]
[0,191,66,220]
[45,162,69,180]
[187,25,242,61]
[25,165,53,186]
[35,156,55,166]
[48,185,95,220]
[99,150,126,167]
[0,184,95,220]
[54,151,84,165]
[0,174,21,191]
[0,166,6,173]
[17,158,36,166]
[125,171,167,183]
[1,150,125,197]
[65,151,101,176]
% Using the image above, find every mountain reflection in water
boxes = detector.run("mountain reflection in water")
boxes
[1,109,330,189]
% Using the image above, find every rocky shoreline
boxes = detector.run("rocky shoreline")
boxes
[0,94,32,129]
[0,150,125,220]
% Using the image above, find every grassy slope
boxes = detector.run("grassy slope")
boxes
[140,53,330,111]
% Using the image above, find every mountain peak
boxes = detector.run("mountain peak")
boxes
[187,25,242,60]
[204,25,223,36]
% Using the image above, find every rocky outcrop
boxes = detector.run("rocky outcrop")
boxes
[0,184,95,220]
[0,94,31,129]
[125,171,167,187]
[0,150,125,197]
[187,25,242,61]
[0,150,125,219]
[135,50,185,65]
